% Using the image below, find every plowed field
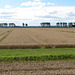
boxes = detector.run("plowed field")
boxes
[0,60,75,75]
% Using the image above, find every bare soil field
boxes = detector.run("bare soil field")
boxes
[0,60,75,75]
[0,28,75,48]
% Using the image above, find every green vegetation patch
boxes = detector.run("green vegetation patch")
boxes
[0,48,75,62]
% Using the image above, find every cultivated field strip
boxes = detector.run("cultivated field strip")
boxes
[0,28,75,48]
[26,28,75,44]
[0,28,38,45]
[24,28,46,44]
[0,60,75,75]
[0,29,13,42]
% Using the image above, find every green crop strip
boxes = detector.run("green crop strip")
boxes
[0,48,75,62]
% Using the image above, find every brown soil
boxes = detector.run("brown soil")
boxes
[0,60,75,75]
[0,28,75,48]
[0,28,75,45]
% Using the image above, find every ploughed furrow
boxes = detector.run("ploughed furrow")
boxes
[0,30,13,42]
[24,28,75,44]
[23,28,46,45]
[1,68,75,75]
[0,28,11,36]
[0,28,39,45]
[1,28,75,46]
[0,60,75,75]
[0,67,75,72]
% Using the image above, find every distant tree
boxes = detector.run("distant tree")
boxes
[26,23,28,27]
[63,22,67,27]
[68,22,73,27]
[72,22,75,27]
[56,22,59,27]
[60,22,63,27]
[74,22,75,25]
[22,23,24,27]
[4,23,8,27]
[9,23,15,27]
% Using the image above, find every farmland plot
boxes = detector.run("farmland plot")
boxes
[0,60,75,75]
[0,28,75,47]
[25,28,75,44]
[0,28,13,42]
[0,28,38,45]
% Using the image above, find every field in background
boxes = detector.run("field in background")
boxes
[0,28,75,48]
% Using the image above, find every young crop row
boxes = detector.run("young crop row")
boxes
[0,54,75,62]
[0,48,75,62]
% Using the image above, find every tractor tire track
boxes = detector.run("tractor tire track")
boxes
[24,29,46,45]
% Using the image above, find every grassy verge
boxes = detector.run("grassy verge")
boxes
[0,48,75,62]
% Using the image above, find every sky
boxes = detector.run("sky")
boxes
[0,0,75,26]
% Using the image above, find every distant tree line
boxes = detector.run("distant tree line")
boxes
[56,22,75,27]
[0,23,16,27]
[41,22,75,27]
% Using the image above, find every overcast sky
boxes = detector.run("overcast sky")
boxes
[0,0,75,26]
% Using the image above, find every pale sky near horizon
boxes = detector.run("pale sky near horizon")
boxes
[0,0,75,26]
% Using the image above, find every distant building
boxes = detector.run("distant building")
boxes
[41,22,50,27]
[0,23,8,27]
[9,23,16,27]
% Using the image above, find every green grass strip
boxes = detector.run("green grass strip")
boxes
[0,48,75,62]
